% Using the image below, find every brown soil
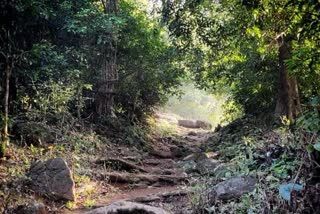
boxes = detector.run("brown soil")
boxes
[64,117,212,213]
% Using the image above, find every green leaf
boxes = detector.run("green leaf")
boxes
[306,144,314,153]
[83,84,93,90]
[313,143,320,151]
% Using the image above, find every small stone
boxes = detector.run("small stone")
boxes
[178,160,197,174]
[28,157,75,201]
[150,149,173,158]
[182,153,207,161]
[213,176,256,200]
[196,158,221,175]
[183,154,196,161]
[195,120,212,130]
[188,131,197,136]
[207,133,221,145]
[14,202,47,214]
[178,119,198,128]
[170,145,190,158]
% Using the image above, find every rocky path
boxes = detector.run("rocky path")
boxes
[16,115,258,213]
[11,115,303,214]
[67,118,214,214]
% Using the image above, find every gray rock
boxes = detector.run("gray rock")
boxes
[195,120,212,130]
[178,119,198,128]
[28,157,75,201]
[170,145,192,158]
[196,158,221,175]
[178,120,212,130]
[213,176,256,200]
[207,133,221,145]
[14,202,47,214]
[188,131,197,136]
[183,153,208,161]
[201,133,221,151]
[85,201,170,214]
[178,160,197,174]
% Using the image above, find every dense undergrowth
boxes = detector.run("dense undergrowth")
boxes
[0,119,102,212]
[189,114,320,214]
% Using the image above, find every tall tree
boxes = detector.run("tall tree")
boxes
[95,0,118,116]
[275,35,301,121]
[251,0,319,120]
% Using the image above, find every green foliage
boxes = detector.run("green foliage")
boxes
[115,0,185,120]
[148,117,175,138]
[0,0,186,132]
[192,115,305,213]
[296,96,320,132]
[83,199,96,208]
[67,5,123,35]
[162,0,278,115]
[162,0,320,117]
[122,122,149,145]
[28,83,75,119]
[286,40,320,96]
[221,98,244,124]
[269,156,299,179]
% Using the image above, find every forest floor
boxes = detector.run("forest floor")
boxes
[0,112,214,213]
[65,113,212,213]
[1,112,319,213]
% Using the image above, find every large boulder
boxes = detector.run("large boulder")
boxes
[85,201,170,214]
[213,176,256,200]
[28,157,75,201]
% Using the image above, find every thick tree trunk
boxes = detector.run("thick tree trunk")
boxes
[96,49,117,115]
[95,0,118,116]
[274,37,301,121]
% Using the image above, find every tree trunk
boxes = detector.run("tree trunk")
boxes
[274,36,301,121]
[1,62,12,158]
[95,0,118,116]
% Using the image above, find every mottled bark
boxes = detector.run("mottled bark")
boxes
[95,0,118,116]
[275,36,301,121]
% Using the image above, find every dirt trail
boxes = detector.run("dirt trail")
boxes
[67,115,213,213]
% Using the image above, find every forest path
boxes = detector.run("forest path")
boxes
[66,114,213,213]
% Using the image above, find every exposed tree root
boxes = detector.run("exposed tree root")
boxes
[96,158,148,173]
[132,190,189,203]
[100,172,187,185]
